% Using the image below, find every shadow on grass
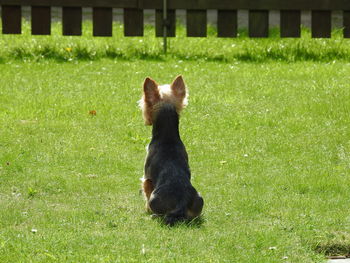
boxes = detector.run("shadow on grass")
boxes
[315,242,350,257]
[185,216,205,229]
[150,214,205,229]
[3,49,167,64]
[2,24,350,64]
[3,47,350,64]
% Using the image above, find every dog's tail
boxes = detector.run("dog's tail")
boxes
[164,203,187,226]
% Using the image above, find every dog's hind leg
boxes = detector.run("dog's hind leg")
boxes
[142,179,154,213]
[187,192,204,219]
[148,192,182,225]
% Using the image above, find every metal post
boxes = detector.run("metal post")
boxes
[163,0,167,53]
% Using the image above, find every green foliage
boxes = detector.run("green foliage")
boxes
[27,187,38,198]
[0,21,350,62]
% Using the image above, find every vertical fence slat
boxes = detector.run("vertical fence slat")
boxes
[249,10,269,37]
[31,6,51,35]
[312,10,331,38]
[217,10,237,37]
[93,7,112,36]
[124,8,144,36]
[344,11,350,38]
[156,9,175,37]
[1,5,21,34]
[63,7,82,36]
[187,10,207,37]
[280,10,300,37]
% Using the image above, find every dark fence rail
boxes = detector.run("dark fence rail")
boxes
[1,0,350,38]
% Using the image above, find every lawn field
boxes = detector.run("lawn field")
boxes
[1,22,350,263]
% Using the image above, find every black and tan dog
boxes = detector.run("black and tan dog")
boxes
[139,75,203,225]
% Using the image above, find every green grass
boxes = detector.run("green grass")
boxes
[1,21,350,263]
[0,20,350,62]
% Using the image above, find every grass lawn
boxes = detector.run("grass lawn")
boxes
[1,22,350,263]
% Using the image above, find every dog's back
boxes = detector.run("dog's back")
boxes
[140,76,203,225]
[145,104,201,224]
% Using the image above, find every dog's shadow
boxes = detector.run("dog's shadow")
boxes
[149,213,205,228]
[184,216,205,228]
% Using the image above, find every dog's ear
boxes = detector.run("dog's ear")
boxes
[143,77,160,106]
[170,75,186,101]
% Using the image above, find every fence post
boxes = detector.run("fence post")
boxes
[163,0,168,53]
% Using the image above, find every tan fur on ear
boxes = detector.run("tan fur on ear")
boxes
[142,77,160,125]
[144,78,160,105]
[170,75,186,101]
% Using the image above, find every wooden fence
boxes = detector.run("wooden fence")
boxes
[1,0,350,38]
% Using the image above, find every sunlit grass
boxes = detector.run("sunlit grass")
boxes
[1,58,350,262]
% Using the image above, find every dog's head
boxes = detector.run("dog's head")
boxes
[139,75,188,125]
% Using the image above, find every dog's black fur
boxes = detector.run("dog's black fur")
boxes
[145,103,203,225]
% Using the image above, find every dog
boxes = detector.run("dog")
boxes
[139,75,204,225]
